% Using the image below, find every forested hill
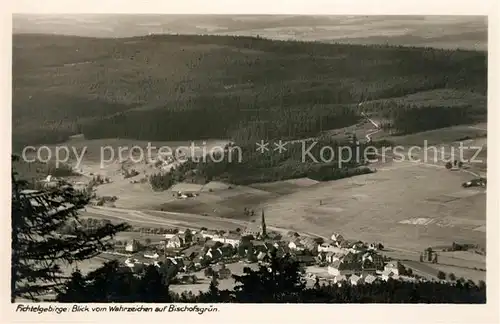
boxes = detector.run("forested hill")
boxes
[12,33,487,149]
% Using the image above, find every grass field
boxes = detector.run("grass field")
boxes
[253,159,486,252]
[382,124,487,146]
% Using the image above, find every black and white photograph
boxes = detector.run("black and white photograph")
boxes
[9,12,494,310]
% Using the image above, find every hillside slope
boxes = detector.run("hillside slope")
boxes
[12,34,487,148]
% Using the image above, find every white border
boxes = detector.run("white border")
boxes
[2,1,499,324]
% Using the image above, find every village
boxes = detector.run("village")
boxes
[98,209,456,291]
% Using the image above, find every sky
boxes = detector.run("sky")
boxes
[12,15,487,50]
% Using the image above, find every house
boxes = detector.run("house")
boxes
[213,233,241,247]
[125,240,140,253]
[183,260,195,272]
[399,275,417,283]
[384,261,403,276]
[349,274,362,286]
[300,237,318,252]
[330,233,345,243]
[201,230,219,240]
[327,257,363,276]
[242,224,261,238]
[342,252,359,264]
[361,252,385,271]
[318,243,345,253]
[144,252,160,259]
[256,251,268,261]
[333,274,347,286]
[348,241,367,254]
[288,238,306,251]
[340,239,355,249]
[164,256,185,269]
[272,244,288,258]
[325,252,344,263]
[363,274,378,284]
[316,251,327,263]
[381,269,400,281]
[166,235,184,249]
[327,260,343,276]
[206,247,223,260]
[124,258,136,268]
[192,232,205,243]
[181,245,203,260]
[164,233,176,240]
[124,259,145,273]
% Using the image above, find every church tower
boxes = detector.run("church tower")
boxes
[260,209,267,238]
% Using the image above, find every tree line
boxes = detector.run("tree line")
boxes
[149,138,378,190]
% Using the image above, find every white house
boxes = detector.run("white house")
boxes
[381,269,400,281]
[349,274,362,286]
[206,248,223,260]
[144,252,160,259]
[384,261,402,276]
[333,274,347,286]
[125,240,139,253]
[363,274,377,284]
[212,234,240,247]
[330,233,345,242]
[124,258,136,268]
[201,230,218,239]
[257,251,267,261]
[327,260,343,276]
[164,233,176,240]
[288,239,305,251]
[318,243,345,253]
[325,252,344,264]
[166,235,184,249]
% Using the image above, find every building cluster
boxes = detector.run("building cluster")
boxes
[312,233,419,285]
[116,212,417,286]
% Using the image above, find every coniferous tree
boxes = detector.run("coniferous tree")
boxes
[11,155,129,301]
[233,252,306,302]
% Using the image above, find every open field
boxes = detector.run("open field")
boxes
[248,178,319,195]
[362,89,487,112]
[431,264,486,284]
[253,159,486,252]
[382,124,487,146]
[82,206,253,233]
[158,184,280,218]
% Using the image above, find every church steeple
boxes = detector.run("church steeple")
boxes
[260,209,267,238]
